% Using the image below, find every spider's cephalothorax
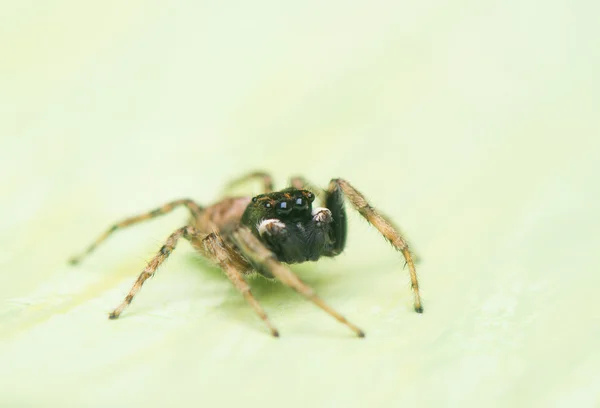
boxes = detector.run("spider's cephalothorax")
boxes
[241,188,340,264]
[69,172,423,338]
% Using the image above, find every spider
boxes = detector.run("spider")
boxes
[69,172,423,337]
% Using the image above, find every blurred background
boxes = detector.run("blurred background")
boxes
[0,1,598,407]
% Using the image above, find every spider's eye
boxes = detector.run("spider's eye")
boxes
[276,200,292,214]
[306,192,314,201]
[264,202,272,208]
[252,197,258,203]
[295,197,304,207]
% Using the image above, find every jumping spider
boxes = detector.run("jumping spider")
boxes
[69,172,423,337]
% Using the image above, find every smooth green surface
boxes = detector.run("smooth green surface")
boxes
[1,2,598,407]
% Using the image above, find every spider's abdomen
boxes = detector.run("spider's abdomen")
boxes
[193,196,252,234]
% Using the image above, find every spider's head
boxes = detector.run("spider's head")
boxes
[241,188,316,229]
[241,188,335,264]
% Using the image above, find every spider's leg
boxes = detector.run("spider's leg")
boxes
[327,178,423,313]
[201,233,279,337]
[69,199,204,265]
[223,171,274,193]
[232,227,365,338]
[109,226,204,319]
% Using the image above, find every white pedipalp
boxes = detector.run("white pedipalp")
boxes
[257,218,286,237]
[311,207,333,225]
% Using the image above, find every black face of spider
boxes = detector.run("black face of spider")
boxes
[244,188,314,221]
[241,188,340,264]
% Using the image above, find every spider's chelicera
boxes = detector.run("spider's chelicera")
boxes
[70,172,423,337]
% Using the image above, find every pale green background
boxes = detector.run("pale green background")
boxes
[1,1,598,407]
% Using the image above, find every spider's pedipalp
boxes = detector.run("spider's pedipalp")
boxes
[311,207,333,226]
[257,219,287,238]
[326,178,423,313]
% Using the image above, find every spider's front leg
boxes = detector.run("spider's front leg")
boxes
[232,227,365,337]
[326,178,424,313]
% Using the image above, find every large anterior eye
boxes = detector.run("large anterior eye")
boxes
[276,200,292,213]
[295,197,304,207]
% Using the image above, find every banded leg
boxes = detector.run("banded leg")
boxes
[224,171,274,193]
[202,233,279,337]
[232,227,364,337]
[328,179,423,313]
[109,226,202,319]
[69,199,204,265]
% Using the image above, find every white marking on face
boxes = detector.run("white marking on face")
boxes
[257,219,286,237]
[312,207,333,224]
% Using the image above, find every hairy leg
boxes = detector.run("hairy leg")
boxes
[232,227,364,337]
[224,171,274,193]
[69,199,204,265]
[201,233,279,337]
[109,226,203,319]
[328,179,423,313]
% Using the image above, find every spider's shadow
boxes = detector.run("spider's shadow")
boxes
[180,254,373,337]
[184,254,343,304]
